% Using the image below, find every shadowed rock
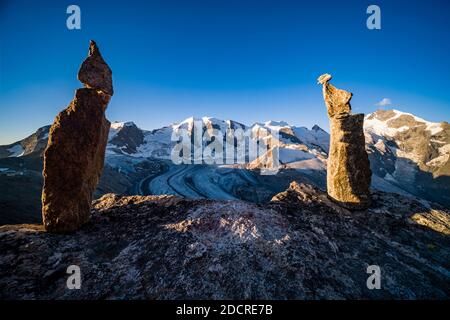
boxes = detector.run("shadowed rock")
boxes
[318,74,371,209]
[42,41,113,233]
[78,40,113,95]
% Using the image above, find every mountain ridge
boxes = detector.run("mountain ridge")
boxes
[0,109,449,225]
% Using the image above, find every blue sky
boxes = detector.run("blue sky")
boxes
[1,0,449,144]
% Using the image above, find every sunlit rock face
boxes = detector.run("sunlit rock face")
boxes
[318,74,372,209]
[42,41,113,233]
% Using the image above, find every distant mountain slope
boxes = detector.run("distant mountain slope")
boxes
[0,126,50,158]
[365,109,450,205]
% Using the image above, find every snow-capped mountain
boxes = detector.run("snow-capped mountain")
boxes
[364,109,450,205]
[106,117,329,162]
[102,117,329,203]
[365,109,449,171]
[1,109,449,224]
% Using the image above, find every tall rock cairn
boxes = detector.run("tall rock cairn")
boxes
[42,41,113,233]
[317,74,371,209]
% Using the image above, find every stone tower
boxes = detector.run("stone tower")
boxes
[318,74,371,209]
[42,41,113,232]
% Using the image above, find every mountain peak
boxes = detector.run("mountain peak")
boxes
[264,120,289,128]
[311,124,325,132]
[365,108,444,137]
[110,121,137,130]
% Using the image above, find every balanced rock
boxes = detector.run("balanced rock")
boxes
[78,40,113,95]
[318,74,371,209]
[42,41,113,233]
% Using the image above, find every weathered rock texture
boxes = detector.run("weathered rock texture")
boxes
[1,182,449,299]
[318,74,372,209]
[42,41,113,233]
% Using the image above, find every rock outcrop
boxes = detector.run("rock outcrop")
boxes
[41,41,113,233]
[1,182,449,299]
[318,74,372,209]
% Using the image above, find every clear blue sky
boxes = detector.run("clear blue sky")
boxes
[1,0,449,144]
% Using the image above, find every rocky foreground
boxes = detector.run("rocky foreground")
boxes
[0,182,449,299]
